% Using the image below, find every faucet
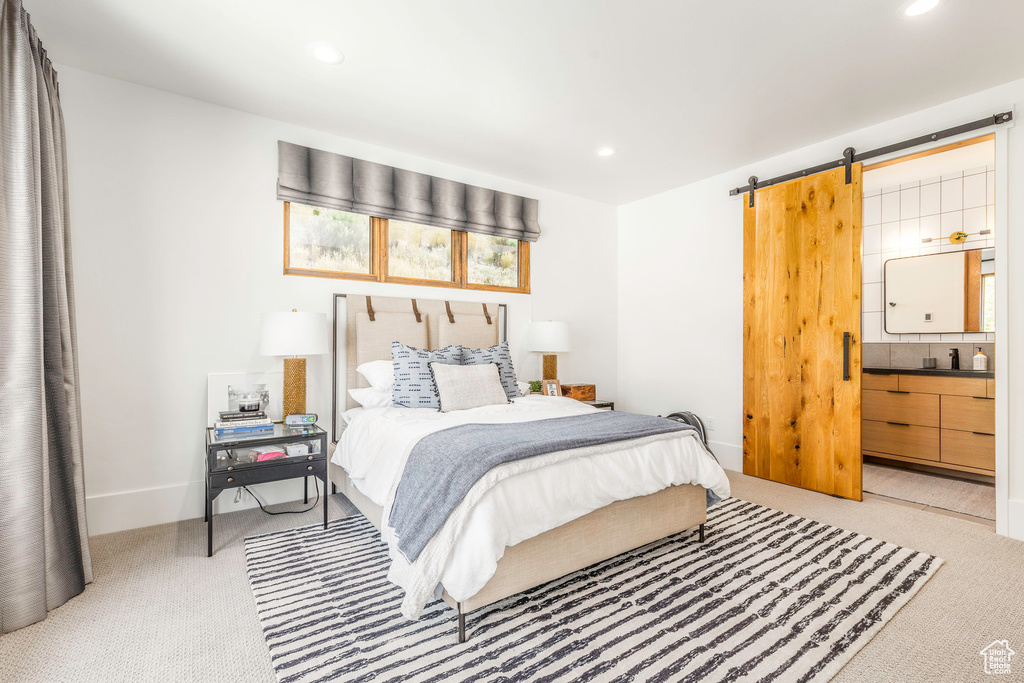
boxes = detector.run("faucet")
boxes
[949,348,960,370]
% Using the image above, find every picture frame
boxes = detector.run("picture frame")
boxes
[542,379,561,397]
[207,371,284,426]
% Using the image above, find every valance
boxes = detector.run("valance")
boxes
[277,141,540,242]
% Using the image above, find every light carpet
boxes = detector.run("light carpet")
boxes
[2,472,1022,683]
[863,462,995,520]
[244,497,940,683]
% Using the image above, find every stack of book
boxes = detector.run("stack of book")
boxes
[215,410,273,436]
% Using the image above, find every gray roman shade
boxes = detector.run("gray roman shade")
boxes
[277,141,540,242]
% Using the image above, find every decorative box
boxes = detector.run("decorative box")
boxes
[560,384,596,401]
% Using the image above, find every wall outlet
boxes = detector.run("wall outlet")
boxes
[706,416,717,431]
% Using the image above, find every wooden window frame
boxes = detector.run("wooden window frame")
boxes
[377,216,460,289]
[283,202,530,293]
[282,201,379,283]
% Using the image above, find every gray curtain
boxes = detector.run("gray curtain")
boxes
[0,0,92,634]
[278,141,541,242]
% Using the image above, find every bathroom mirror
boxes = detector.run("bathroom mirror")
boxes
[884,248,994,333]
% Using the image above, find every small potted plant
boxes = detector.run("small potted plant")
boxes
[529,380,543,394]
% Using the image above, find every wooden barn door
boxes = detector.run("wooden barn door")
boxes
[743,165,863,500]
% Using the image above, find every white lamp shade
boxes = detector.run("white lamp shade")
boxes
[525,321,572,353]
[260,311,329,356]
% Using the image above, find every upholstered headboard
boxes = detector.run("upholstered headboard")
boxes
[331,294,507,441]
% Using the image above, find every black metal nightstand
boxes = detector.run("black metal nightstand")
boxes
[583,400,615,410]
[205,423,329,557]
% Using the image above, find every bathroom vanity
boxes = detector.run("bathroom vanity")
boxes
[863,367,995,475]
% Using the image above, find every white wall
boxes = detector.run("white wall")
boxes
[617,78,1024,539]
[616,179,745,468]
[58,66,618,536]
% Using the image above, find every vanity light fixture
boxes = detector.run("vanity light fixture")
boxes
[921,229,991,245]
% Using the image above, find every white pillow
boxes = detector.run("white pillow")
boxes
[356,360,394,392]
[517,381,531,396]
[430,362,509,413]
[348,386,393,408]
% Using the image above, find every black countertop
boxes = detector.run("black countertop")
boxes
[863,367,994,379]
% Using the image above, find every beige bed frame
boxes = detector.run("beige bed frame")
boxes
[329,294,707,641]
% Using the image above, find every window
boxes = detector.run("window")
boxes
[467,233,519,288]
[286,203,372,277]
[386,221,454,283]
[982,273,995,332]
[283,202,530,292]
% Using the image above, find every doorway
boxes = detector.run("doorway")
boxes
[859,135,996,528]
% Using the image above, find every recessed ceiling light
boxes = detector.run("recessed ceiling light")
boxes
[308,42,344,65]
[902,0,940,16]
[596,147,615,157]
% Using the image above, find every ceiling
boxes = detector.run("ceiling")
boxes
[27,0,1024,205]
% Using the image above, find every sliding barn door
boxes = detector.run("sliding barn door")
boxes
[743,165,863,500]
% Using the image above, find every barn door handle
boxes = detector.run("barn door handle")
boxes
[843,332,851,381]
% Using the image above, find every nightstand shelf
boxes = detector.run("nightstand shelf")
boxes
[205,423,329,556]
[583,400,615,410]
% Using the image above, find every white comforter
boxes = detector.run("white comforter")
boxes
[333,395,731,618]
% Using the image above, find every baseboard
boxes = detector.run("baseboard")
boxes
[707,440,742,472]
[1006,497,1024,541]
[85,478,314,536]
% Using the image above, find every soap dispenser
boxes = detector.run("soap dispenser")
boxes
[974,347,988,371]
[949,348,960,370]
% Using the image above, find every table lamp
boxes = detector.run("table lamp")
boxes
[525,321,571,380]
[260,309,328,416]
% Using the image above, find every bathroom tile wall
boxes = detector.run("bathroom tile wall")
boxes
[862,342,995,370]
[862,164,996,344]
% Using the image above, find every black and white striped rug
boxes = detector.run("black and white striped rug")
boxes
[244,498,941,682]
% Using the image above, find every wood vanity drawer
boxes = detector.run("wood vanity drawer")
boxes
[862,374,898,391]
[862,390,939,427]
[897,375,987,398]
[987,379,996,398]
[862,420,939,461]
[940,429,994,471]
[940,395,995,434]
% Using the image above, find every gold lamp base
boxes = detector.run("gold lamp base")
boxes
[283,357,306,416]
[542,353,558,380]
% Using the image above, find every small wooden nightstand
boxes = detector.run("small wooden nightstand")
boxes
[205,423,329,557]
[583,400,615,411]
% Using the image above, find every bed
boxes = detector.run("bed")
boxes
[327,294,730,642]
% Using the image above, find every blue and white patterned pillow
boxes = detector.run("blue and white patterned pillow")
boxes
[391,342,463,409]
[461,341,521,400]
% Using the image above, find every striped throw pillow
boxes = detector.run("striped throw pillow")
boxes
[391,342,463,409]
